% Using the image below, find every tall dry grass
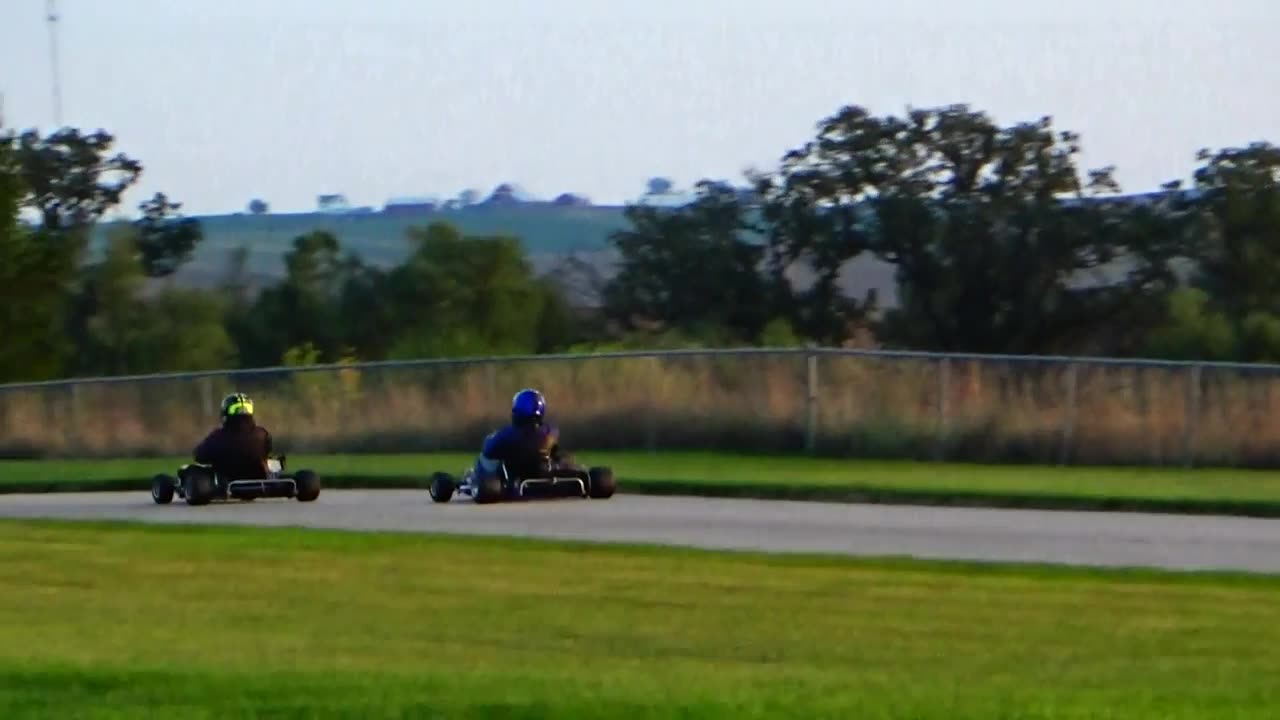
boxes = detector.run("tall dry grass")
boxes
[2,351,1279,467]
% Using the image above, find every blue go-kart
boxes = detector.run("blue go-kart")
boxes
[428,458,616,505]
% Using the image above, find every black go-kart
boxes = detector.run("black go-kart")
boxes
[150,456,321,506]
[428,458,616,504]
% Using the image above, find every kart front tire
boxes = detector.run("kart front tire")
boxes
[588,466,616,499]
[151,474,175,505]
[428,472,455,503]
[294,470,321,502]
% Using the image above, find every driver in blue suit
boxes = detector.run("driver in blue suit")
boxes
[472,388,564,489]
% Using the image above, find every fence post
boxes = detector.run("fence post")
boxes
[1059,361,1079,467]
[805,349,818,455]
[1184,364,1202,469]
[69,382,82,455]
[486,362,497,407]
[645,357,657,455]
[935,356,950,461]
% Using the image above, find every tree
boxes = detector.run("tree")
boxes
[1182,142,1280,320]
[133,192,204,278]
[0,135,75,381]
[69,226,234,376]
[336,260,398,360]
[1140,287,1238,361]
[10,127,142,239]
[131,289,238,373]
[603,180,772,342]
[645,177,674,195]
[753,124,881,344]
[79,227,148,375]
[385,222,555,358]
[234,231,351,365]
[775,103,1181,354]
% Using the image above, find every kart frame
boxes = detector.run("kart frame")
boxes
[428,460,616,504]
[151,456,321,506]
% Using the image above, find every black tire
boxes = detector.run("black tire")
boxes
[588,466,616,499]
[294,470,321,502]
[473,474,504,505]
[151,474,175,505]
[182,468,215,507]
[428,472,455,503]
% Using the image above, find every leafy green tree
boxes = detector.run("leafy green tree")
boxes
[6,126,154,378]
[777,103,1182,354]
[752,120,882,344]
[603,180,771,343]
[232,231,351,366]
[10,127,142,242]
[1140,287,1238,361]
[385,222,557,358]
[336,261,398,361]
[133,192,204,278]
[0,135,75,381]
[1182,142,1280,320]
[131,289,238,373]
[1237,312,1280,362]
[80,228,149,375]
[73,228,236,375]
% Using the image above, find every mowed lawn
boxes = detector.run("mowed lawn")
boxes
[6,451,1280,504]
[0,520,1277,719]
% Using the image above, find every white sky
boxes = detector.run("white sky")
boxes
[1,0,1277,215]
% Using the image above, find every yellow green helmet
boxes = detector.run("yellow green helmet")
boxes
[220,392,254,419]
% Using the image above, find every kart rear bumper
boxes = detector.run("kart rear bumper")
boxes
[226,478,297,499]
[515,475,586,498]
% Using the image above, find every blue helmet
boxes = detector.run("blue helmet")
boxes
[511,388,546,425]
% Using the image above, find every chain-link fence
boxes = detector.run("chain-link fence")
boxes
[2,348,1279,466]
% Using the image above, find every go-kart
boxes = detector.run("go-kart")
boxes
[428,458,616,504]
[150,456,321,506]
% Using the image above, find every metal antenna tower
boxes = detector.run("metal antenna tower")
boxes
[47,0,63,127]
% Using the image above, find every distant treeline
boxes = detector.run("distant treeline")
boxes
[2,99,1279,386]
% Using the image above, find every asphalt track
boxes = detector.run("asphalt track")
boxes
[2,490,1280,573]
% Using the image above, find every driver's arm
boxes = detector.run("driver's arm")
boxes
[193,431,218,465]
[545,425,564,464]
[477,430,506,474]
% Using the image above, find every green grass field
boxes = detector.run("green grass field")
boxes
[5,451,1280,515]
[0,520,1276,719]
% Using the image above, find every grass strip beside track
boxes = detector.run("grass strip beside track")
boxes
[5,452,1280,516]
[0,519,1278,719]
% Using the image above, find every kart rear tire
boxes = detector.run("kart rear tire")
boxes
[473,474,503,505]
[151,474,175,505]
[428,472,455,503]
[294,470,321,502]
[182,468,215,507]
[587,466,616,499]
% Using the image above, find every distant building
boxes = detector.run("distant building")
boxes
[483,183,539,205]
[552,192,591,207]
[633,190,696,208]
[316,194,351,213]
[383,196,439,215]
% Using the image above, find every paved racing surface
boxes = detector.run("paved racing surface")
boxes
[2,490,1280,573]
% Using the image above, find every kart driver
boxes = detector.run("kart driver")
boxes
[190,392,274,481]
[472,388,563,484]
